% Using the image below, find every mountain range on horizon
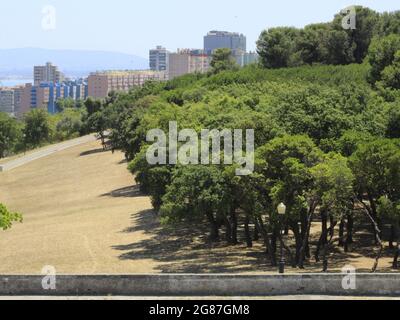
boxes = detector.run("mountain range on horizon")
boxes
[0,48,149,78]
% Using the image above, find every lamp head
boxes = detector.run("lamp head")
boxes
[277,202,286,215]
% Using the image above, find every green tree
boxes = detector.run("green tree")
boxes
[160,165,229,242]
[367,34,400,84]
[257,27,301,68]
[55,109,85,140]
[310,153,354,271]
[380,50,400,90]
[297,24,330,64]
[386,102,400,138]
[23,109,50,147]
[55,98,76,112]
[377,196,400,268]
[324,29,355,65]
[337,130,373,156]
[210,48,238,74]
[350,139,400,249]
[0,203,22,231]
[87,111,108,146]
[331,6,379,63]
[255,135,323,267]
[0,112,21,158]
[377,11,400,37]
[84,97,103,117]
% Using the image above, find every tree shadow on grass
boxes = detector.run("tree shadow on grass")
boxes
[80,148,108,157]
[101,185,143,198]
[112,209,273,273]
[112,210,399,274]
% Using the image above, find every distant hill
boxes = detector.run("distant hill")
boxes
[0,48,149,78]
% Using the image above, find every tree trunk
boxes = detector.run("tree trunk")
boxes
[389,225,395,249]
[244,215,253,248]
[315,211,328,262]
[393,244,400,269]
[298,203,316,269]
[224,216,232,244]
[255,217,276,266]
[278,233,296,268]
[206,211,219,242]
[367,194,381,245]
[339,220,345,247]
[271,227,279,255]
[253,223,260,241]
[292,222,302,265]
[230,209,238,245]
[346,214,354,249]
[358,199,384,272]
[392,225,399,269]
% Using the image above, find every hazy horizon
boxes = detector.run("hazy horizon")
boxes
[1,0,399,58]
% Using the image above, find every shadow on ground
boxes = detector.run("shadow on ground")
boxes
[112,210,398,274]
[112,209,275,273]
[101,185,143,198]
[80,148,108,157]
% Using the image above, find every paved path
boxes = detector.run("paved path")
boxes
[0,135,98,172]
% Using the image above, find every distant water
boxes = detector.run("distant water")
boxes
[0,79,33,87]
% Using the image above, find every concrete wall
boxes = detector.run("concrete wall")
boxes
[1,274,400,297]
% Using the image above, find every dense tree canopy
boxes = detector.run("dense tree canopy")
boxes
[257,6,400,69]
[0,112,21,158]
[3,5,400,272]
[98,51,400,271]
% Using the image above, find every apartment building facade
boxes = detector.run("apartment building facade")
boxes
[87,70,167,99]
[168,49,212,79]
[13,84,33,117]
[33,81,88,114]
[149,46,169,72]
[204,30,247,55]
[7,80,88,117]
[0,89,15,115]
[34,62,65,85]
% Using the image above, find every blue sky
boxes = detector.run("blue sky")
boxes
[0,0,398,58]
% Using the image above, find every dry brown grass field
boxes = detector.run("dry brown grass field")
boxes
[0,139,396,274]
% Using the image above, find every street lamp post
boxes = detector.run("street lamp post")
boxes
[277,202,287,274]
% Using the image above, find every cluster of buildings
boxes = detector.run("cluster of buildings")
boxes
[88,31,258,99]
[0,62,88,117]
[150,30,258,79]
[0,30,258,117]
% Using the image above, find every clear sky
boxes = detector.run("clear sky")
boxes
[0,0,398,58]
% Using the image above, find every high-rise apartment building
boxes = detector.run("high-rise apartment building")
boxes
[168,49,211,79]
[13,84,32,117]
[149,46,169,71]
[204,30,246,55]
[34,62,64,85]
[0,90,15,115]
[88,70,167,99]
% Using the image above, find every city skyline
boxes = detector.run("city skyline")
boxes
[0,0,399,58]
